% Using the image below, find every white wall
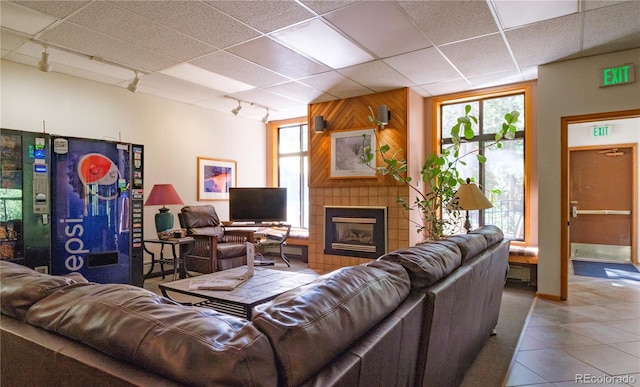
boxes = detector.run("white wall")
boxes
[537,48,640,297]
[0,60,268,241]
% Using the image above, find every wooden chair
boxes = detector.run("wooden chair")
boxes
[178,205,253,273]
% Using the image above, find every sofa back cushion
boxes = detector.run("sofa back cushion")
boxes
[446,233,488,263]
[252,260,410,386]
[469,225,504,247]
[0,261,89,321]
[25,283,278,387]
[180,205,220,228]
[377,240,462,289]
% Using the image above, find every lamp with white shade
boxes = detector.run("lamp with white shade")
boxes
[449,178,493,233]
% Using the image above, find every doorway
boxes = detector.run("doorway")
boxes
[569,145,635,263]
[560,110,640,300]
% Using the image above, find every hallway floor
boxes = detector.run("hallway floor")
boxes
[506,262,640,386]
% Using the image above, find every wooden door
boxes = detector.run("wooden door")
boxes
[569,146,634,262]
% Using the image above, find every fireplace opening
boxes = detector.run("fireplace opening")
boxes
[324,206,387,259]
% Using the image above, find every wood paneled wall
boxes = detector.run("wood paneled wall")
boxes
[307,88,414,272]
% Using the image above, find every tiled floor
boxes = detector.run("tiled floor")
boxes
[506,261,640,387]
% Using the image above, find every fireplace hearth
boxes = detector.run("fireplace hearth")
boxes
[324,206,387,259]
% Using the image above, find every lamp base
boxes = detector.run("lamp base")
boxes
[155,207,174,233]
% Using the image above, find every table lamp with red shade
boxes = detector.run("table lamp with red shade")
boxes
[144,184,184,233]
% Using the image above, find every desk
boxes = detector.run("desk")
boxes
[158,266,318,319]
[143,238,194,281]
[226,223,291,266]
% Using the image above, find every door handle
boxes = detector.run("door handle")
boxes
[575,209,631,215]
[571,205,578,218]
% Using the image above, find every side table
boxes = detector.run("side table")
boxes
[143,237,194,281]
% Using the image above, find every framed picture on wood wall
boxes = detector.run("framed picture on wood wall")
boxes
[197,157,237,201]
[330,128,376,178]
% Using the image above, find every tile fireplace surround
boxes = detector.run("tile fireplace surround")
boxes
[307,186,411,273]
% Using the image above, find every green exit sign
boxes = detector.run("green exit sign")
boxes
[593,125,610,137]
[600,64,635,87]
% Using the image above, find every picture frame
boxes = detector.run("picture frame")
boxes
[197,157,237,201]
[330,128,376,178]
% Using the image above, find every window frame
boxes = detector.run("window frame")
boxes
[267,117,308,229]
[432,82,534,245]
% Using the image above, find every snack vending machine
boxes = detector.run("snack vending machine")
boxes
[0,129,51,271]
[0,129,144,286]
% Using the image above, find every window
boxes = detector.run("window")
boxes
[440,93,526,240]
[278,123,308,228]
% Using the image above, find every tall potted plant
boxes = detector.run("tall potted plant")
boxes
[364,105,520,241]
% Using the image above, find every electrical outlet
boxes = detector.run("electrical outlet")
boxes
[34,266,49,274]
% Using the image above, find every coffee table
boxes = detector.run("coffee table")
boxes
[158,266,319,319]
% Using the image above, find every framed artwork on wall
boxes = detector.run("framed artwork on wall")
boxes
[330,128,376,178]
[197,157,237,201]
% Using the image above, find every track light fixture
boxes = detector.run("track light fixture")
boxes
[231,100,242,115]
[224,96,276,121]
[127,72,139,93]
[38,47,52,72]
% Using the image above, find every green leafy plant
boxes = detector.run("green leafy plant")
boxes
[364,105,520,240]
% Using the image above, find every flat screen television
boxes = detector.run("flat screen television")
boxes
[229,187,287,224]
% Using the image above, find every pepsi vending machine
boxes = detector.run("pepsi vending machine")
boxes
[50,135,144,285]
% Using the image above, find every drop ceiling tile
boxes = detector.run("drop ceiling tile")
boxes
[265,81,336,104]
[468,69,528,89]
[114,1,260,49]
[298,70,373,99]
[67,2,215,61]
[1,28,29,52]
[206,1,314,34]
[300,0,359,16]
[440,34,515,78]
[190,51,289,88]
[228,36,329,79]
[136,72,225,102]
[584,0,629,12]
[421,78,472,97]
[325,1,432,58]
[0,1,58,35]
[506,14,582,67]
[338,60,414,92]
[384,47,460,85]
[39,22,179,72]
[582,1,640,54]
[337,60,414,92]
[397,0,498,45]
[12,1,89,19]
[492,0,578,29]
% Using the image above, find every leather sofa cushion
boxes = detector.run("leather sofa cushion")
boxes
[0,261,89,321]
[181,205,220,228]
[470,225,504,247]
[25,283,278,387]
[377,240,462,289]
[446,234,488,263]
[252,260,410,386]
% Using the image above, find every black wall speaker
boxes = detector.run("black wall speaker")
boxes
[313,115,327,133]
[377,105,390,124]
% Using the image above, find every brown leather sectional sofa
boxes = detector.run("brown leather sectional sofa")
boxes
[0,226,509,387]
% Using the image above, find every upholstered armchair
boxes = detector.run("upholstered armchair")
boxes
[178,205,253,273]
